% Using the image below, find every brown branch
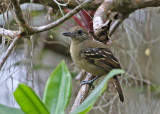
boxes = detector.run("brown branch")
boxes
[3,0,160,37]
[2,0,93,37]
[0,34,21,70]
[0,0,100,15]
[70,73,93,113]
[107,0,160,14]
[1,0,160,15]
[10,0,33,33]
[93,0,160,40]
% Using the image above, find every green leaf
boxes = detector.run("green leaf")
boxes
[43,60,72,114]
[72,69,124,114]
[14,84,49,114]
[0,104,24,114]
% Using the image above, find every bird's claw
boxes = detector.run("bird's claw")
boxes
[80,80,95,89]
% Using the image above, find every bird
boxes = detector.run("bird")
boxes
[63,26,124,102]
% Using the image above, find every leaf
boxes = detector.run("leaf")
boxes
[0,104,24,114]
[43,60,72,114]
[72,69,124,114]
[14,84,49,114]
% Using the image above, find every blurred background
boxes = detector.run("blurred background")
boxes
[0,2,160,114]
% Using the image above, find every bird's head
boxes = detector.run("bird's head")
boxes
[63,26,90,43]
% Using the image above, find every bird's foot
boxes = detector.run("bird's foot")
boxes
[80,80,95,89]
[80,76,99,89]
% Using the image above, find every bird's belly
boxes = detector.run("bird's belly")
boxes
[76,60,108,76]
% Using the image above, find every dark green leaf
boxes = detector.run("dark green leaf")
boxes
[43,60,72,114]
[72,69,124,114]
[14,84,49,114]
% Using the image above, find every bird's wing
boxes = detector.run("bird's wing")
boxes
[81,48,121,71]
[81,48,124,102]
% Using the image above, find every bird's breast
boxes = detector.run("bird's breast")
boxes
[70,43,81,63]
[70,42,107,76]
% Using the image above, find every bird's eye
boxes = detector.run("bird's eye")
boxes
[77,30,82,34]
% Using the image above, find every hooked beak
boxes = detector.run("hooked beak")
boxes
[63,32,73,36]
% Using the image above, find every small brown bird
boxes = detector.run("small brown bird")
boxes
[63,26,124,102]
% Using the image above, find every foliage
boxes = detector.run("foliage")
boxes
[71,69,124,114]
[14,84,49,114]
[0,104,24,114]
[43,60,72,114]
[0,61,124,114]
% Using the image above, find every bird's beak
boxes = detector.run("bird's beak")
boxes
[63,32,73,36]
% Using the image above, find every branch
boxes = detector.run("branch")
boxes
[32,0,93,33]
[10,0,33,33]
[93,1,110,32]
[0,0,100,15]
[0,0,93,70]
[1,0,93,37]
[93,1,113,44]
[1,0,160,15]
[70,73,93,113]
[0,34,21,70]
[107,0,160,14]
[109,17,125,36]
[0,27,18,38]
[93,0,160,39]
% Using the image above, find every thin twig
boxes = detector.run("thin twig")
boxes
[109,20,123,36]
[109,15,126,36]
[0,35,20,70]
[33,0,93,33]
[10,0,33,33]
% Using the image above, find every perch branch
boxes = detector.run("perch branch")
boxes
[70,73,93,113]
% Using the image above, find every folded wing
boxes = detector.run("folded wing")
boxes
[81,48,121,71]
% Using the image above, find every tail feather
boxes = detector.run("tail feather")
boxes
[112,76,124,102]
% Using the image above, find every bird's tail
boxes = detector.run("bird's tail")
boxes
[112,76,124,102]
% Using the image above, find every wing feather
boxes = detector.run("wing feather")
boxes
[81,48,121,70]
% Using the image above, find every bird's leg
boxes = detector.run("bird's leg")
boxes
[80,76,99,89]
